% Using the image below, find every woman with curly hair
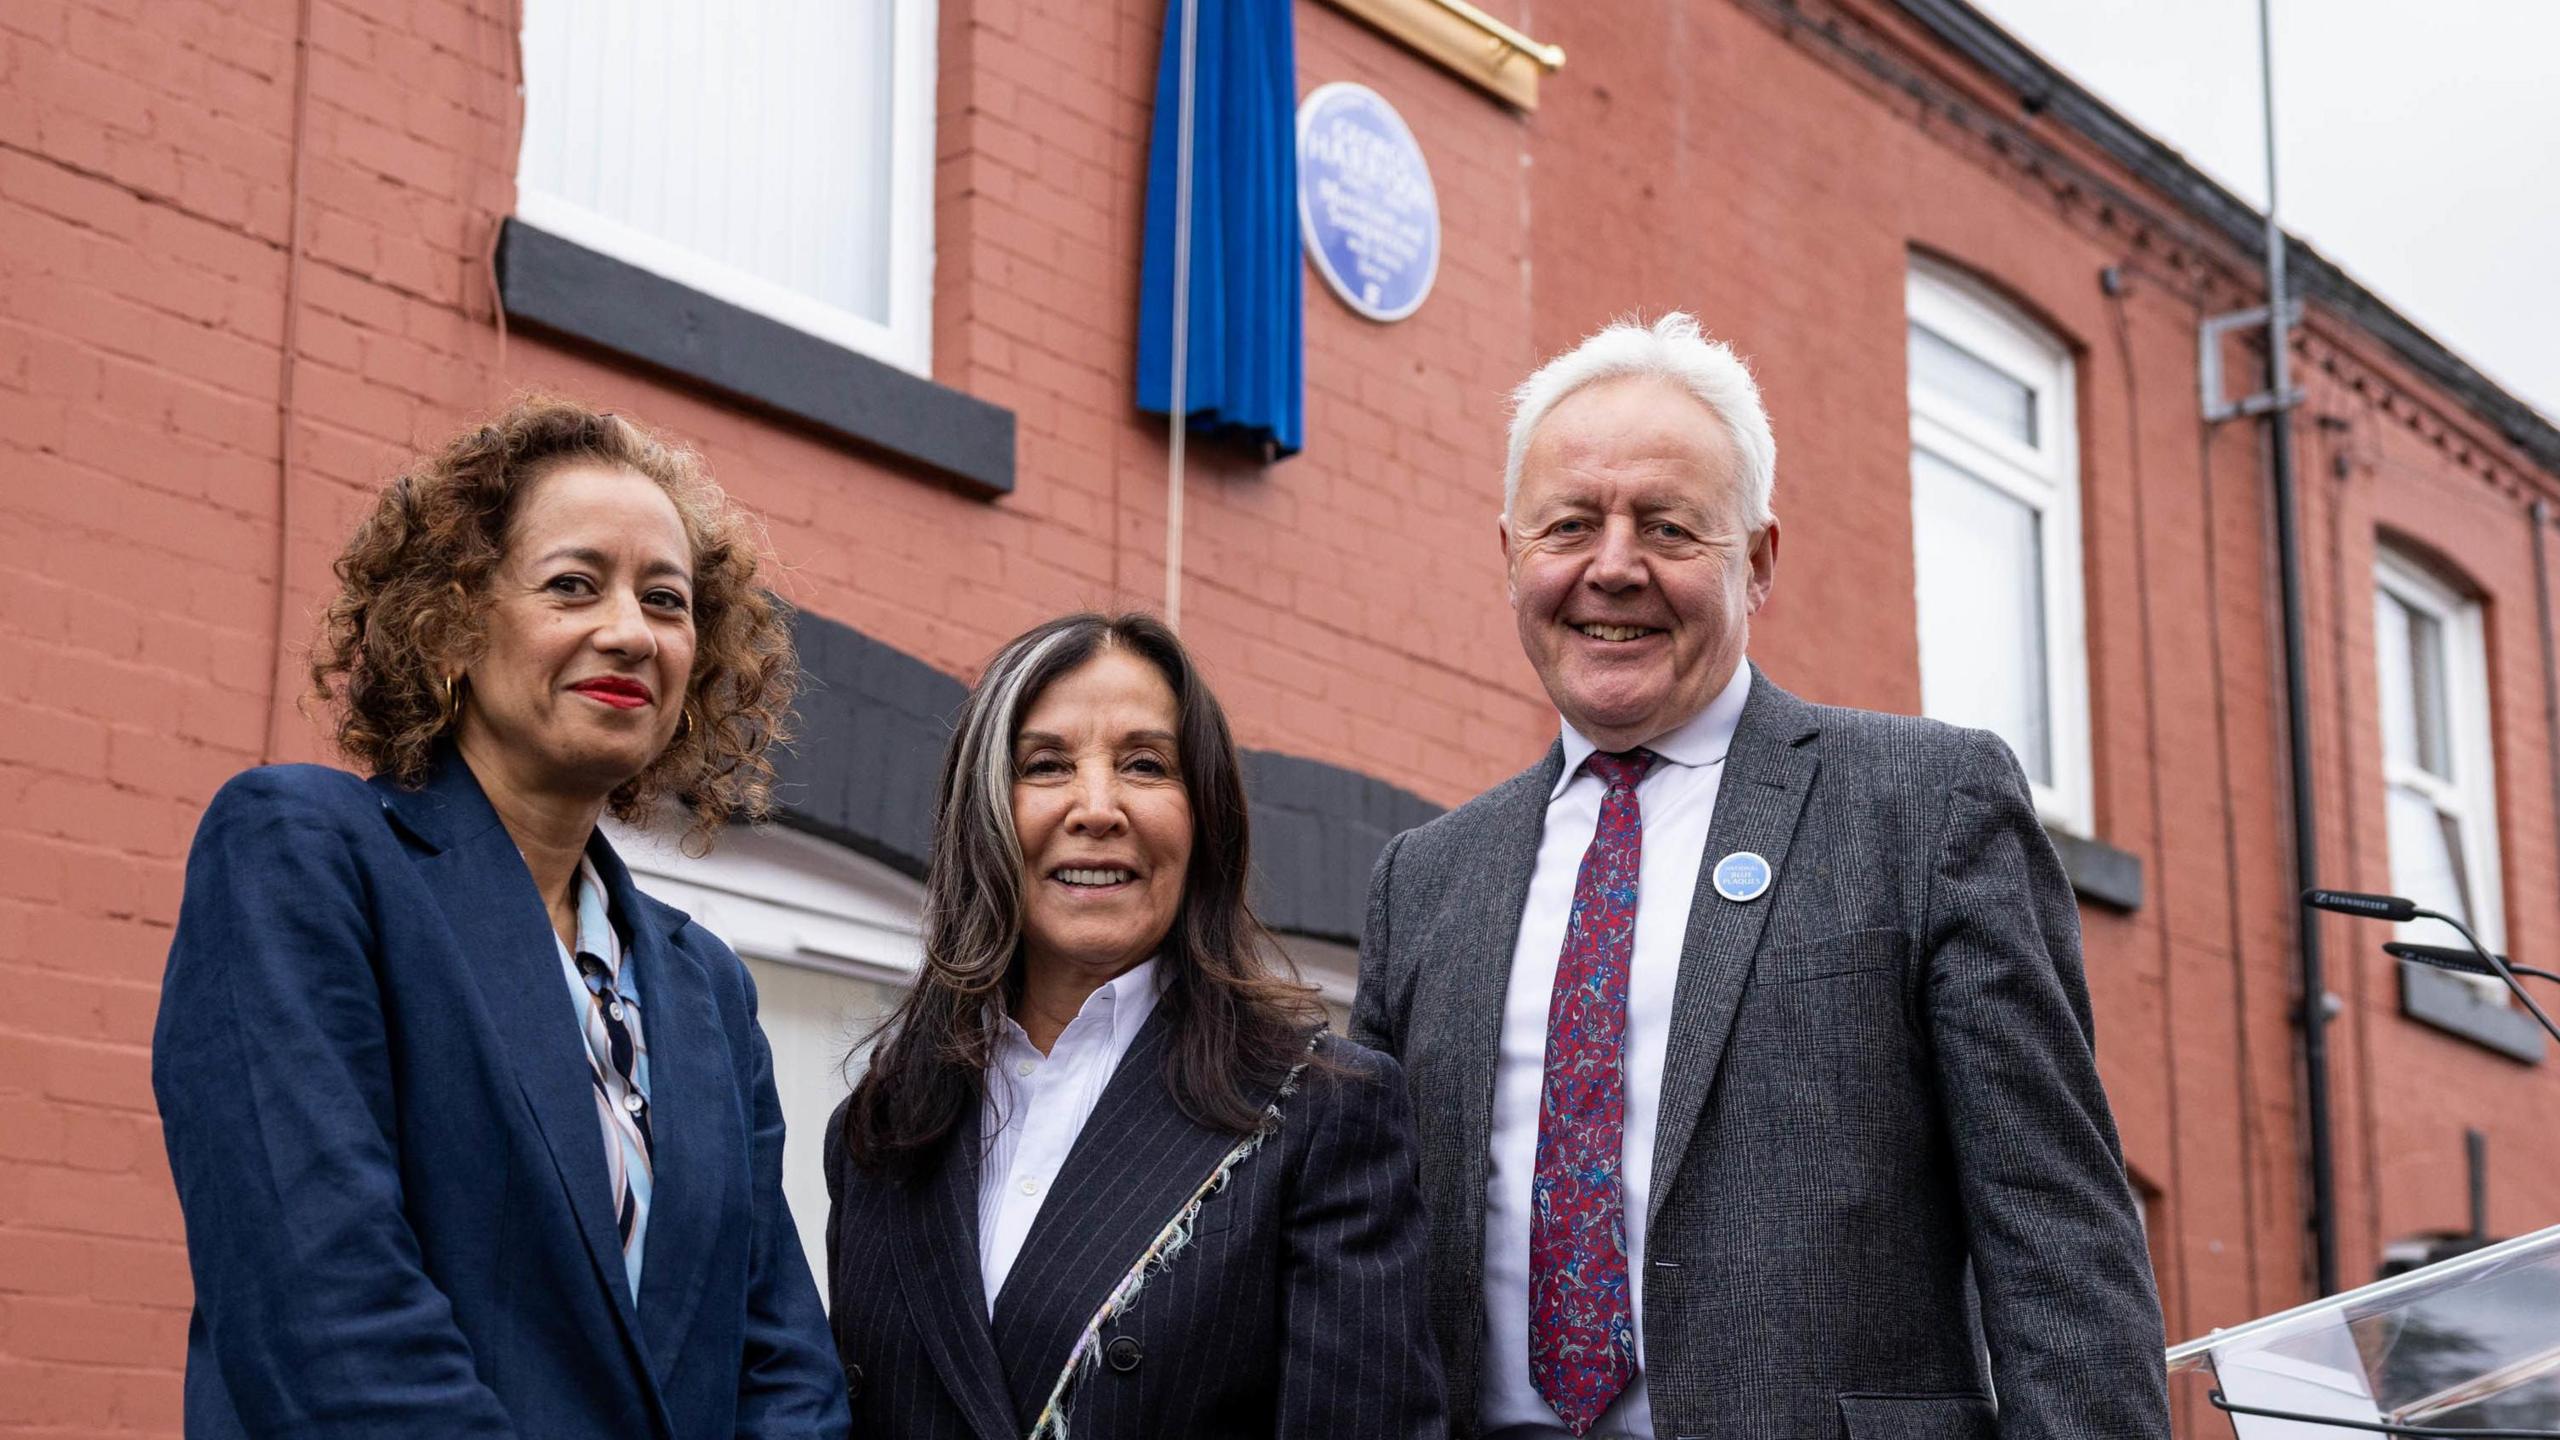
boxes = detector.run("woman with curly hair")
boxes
[152,398,850,1440]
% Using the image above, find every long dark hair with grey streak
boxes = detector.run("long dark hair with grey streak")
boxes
[840,612,1329,1180]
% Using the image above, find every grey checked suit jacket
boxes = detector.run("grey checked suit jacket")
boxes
[823,1021,1448,1440]
[1351,667,2170,1440]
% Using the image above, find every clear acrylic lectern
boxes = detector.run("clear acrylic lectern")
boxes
[2167,1223,2560,1436]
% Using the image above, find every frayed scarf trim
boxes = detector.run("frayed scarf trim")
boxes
[1022,1040,1318,1440]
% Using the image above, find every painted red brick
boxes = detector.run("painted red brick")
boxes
[6,0,2560,1431]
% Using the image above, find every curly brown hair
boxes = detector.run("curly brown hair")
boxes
[308,396,797,848]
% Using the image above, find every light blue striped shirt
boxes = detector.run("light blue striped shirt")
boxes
[554,856,652,1296]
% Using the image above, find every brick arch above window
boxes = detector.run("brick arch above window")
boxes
[1905,246,2091,361]
[2373,526,2493,607]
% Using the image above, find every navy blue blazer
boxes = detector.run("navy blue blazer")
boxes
[153,753,851,1439]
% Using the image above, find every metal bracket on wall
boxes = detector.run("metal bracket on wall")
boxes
[2200,301,2306,423]
[1321,0,1562,109]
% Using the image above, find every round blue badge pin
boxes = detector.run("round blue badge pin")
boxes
[1713,851,1772,903]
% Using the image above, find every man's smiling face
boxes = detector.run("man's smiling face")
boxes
[1502,374,1778,752]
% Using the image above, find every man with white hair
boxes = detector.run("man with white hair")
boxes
[1352,315,2169,1440]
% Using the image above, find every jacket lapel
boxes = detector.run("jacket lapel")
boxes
[1644,667,1820,1226]
[1436,747,1563,1295]
[892,1129,1020,1440]
[372,757,662,1400]
[990,1009,1264,1426]
[591,834,727,1378]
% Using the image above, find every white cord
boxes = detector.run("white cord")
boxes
[1163,0,1198,632]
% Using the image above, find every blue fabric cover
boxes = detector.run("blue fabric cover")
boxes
[1136,0,1303,457]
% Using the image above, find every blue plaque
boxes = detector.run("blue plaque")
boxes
[1296,82,1440,323]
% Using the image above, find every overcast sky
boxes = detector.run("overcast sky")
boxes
[1966,0,2560,424]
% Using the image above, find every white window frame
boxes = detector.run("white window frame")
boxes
[514,0,939,376]
[2374,549,2507,968]
[603,818,925,986]
[1906,259,2093,834]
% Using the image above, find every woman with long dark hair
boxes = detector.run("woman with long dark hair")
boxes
[826,612,1445,1440]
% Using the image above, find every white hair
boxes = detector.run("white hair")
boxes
[1502,312,1777,528]
[957,624,1085,853]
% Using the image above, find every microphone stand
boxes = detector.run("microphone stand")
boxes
[2407,907,2560,1049]
[2228,892,2560,1438]
[2303,889,2560,1048]
[2384,943,2560,988]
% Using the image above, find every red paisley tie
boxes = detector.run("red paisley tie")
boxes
[1528,748,1654,1434]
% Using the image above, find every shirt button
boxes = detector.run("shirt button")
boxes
[623,1092,644,1114]
[1016,1060,1035,1077]
[1020,1177,1039,1196]
[608,1002,626,1022]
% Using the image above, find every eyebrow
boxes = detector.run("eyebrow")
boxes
[1013,728,1181,748]
[1532,492,1713,524]
[534,546,692,583]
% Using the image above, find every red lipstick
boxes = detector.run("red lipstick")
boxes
[569,676,653,710]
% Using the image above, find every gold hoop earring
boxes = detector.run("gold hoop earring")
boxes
[439,673,464,730]
[673,705,696,745]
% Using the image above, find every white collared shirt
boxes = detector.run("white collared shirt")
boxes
[1481,662,1753,1440]
[977,959,1165,1311]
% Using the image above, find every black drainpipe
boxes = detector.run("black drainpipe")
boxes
[2533,502,2560,892]
[2268,370,2336,1297]
[2256,0,2338,1298]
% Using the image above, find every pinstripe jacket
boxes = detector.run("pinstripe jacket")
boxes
[823,1021,1449,1440]
[1351,667,2171,1440]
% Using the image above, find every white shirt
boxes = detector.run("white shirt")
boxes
[1481,663,1752,1440]
[976,959,1165,1311]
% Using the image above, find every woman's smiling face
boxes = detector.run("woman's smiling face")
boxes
[1009,645,1194,988]
[456,462,697,800]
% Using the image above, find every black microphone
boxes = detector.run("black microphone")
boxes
[2308,884,2560,1048]
[2384,942,2560,987]
[2304,888,2419,921]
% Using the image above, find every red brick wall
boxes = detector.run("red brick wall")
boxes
[4,0,2557,1431]
[6,0,290,1425]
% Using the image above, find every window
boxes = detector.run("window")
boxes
[516,0,938,374]
[2373,549,2505,975]
[604,817,925,1297]
[1906,260,2091,832]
